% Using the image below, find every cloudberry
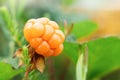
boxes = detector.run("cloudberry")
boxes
[24,18,65,56]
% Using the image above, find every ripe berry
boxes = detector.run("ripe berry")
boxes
[24,18,65,56]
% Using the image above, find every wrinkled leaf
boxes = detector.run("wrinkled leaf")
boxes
[13,48,23,58]
[35,54,45,73]
[13,48,24,68]
[28,45,35,58]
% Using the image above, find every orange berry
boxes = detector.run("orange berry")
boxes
[24,28,32,41]
[48,21,59,29]
[48,34,62,48]
[27,19,36,24]
[31,22,44,38]
[53,44,63,56]
[23,17,65,57]
[55,30,65,42]
[37,18,49,24]
[30,38,42,48]
[42,25,54,41]
[35,41,50,55]
[44,49,54,57]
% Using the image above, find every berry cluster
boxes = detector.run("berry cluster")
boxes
[24,18,65,56]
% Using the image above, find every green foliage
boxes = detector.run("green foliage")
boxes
[87,37,120,80]
[71,21,98,38]
[63,41,81,64]
[0,6,15,35]
[0,62,22,80]
[61,0,75,5]
[22,46,30,65]
[0,7,16,56]
[0,29,9,56]
[76,54,84,80]
[2,57,19,69]
[76,44,88,80]
[0,0,120,80]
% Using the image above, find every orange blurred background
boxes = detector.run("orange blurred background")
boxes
[71,0,120,42]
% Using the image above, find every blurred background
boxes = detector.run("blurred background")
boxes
[0,0,120,80]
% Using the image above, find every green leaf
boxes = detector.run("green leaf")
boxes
[22,46,30,65]
[63,41,81,63]
[61,0,75,5]
[8,0,16,17]
[0,29,10,56]
[0,62,22,80]
[0,6,15,35]
[76,54,84,80]
[16,0,27,19]
[87,37,120,80]
[71,21,98,38]
[76,45,88,80]
[2,57,19,69]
